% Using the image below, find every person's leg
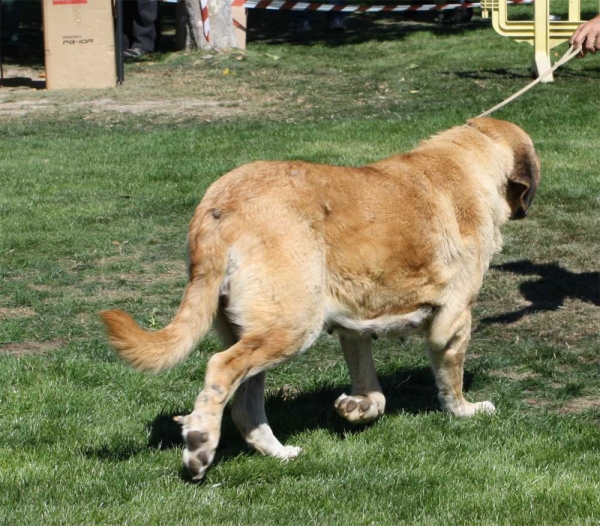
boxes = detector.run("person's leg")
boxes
[126,0,158,55]
[440,1,473,25]
[327,0,348,31]
[1,0,22,47]
[288,11,312,34]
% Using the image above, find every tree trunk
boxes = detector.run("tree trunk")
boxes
[178,0,238,51]
[178,0,204,50]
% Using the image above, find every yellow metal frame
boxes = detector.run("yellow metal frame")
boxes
[481,0,585,81]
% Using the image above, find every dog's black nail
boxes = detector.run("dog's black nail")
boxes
[345,399,358,412]
[187,431,209,450]
[188,457,202,473]
[198,451,210,465]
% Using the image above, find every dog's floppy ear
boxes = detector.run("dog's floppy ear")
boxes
[506,144,540,220]
[467,117,540,220]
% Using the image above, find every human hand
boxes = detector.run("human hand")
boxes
[570,15,600,56]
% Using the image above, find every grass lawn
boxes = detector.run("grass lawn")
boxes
[1,5,599,524]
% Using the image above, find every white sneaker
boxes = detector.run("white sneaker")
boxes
[288,20,312,34]
[330,17,347,31]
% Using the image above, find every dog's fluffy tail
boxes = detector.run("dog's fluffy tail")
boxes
[100,217,228,372]
[100,275,221,372]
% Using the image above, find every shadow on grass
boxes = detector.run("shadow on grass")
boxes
[138,366,474,481]
[247,10,491,47]
[82,362,478,479]
[453,68,533,80]
[452,66,600,81]
[0,77,45,89]
[85,438,148,461]
[482,260,600,325]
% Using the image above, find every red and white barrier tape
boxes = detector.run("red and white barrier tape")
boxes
[164,0,537,42]
[200,0,211,41]
[230,0,534,11]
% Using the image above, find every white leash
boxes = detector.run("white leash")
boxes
[478,45,582,118]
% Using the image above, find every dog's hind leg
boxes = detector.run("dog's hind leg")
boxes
[177,330,307,480]
[231,372,301,459]
[334,331,386,425]
[214,307,296,457]
[214,308,298,458]
[177,221,326,479]
[426,308,495,417]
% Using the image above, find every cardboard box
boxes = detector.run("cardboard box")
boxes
[43,0,116,90]
[232,7,247,50]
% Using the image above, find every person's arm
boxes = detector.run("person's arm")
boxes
[570,15,600,56]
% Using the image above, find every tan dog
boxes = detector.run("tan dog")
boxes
[100,117,540,480]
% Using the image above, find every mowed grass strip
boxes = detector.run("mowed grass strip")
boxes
[1,7,599,524]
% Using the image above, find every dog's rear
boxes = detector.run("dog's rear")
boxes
[101,164,332,479]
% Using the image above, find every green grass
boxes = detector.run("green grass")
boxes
[1,7,600,524]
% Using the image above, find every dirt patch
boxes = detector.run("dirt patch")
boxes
[85,259,186,284]
[0,307,36,319]
[84,97,232,115]
[478,298,600,348]
[93,289,143,301]
[525,398,552,408]
[0,54,333,124]
[0,98,52,116]
[489,369,540,381]
[27,284,54,293]
[0,86,244,121]
[556,396,600,415]
[0,339,66,356]
[268,384,302,401]
[525,395,600,414]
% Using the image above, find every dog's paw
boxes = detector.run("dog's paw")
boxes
[274,445,302,461]
[334,393,382,425]
[451,400,496,417]
[182,428,218,480]
[472,400,496,415]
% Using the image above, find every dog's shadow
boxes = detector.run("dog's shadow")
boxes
[145,367,473,479]
[481,260,599,325]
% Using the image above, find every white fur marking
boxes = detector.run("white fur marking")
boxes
[325,306,433,337]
